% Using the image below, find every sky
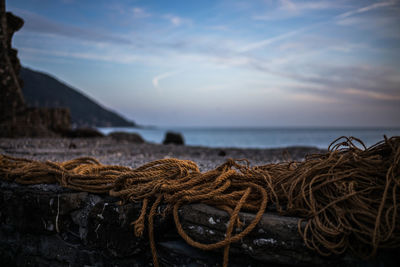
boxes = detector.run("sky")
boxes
[7,0,400,127]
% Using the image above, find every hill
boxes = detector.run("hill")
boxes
[20,67,135,127]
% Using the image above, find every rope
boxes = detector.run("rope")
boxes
[0,135,399,266]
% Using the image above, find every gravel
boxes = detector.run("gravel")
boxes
[0,137,324,171]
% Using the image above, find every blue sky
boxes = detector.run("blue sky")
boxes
[7,0,400,127]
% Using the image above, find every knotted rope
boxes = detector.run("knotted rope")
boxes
[0,136,399,266]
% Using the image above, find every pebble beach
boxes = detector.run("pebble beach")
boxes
[0,138,324,170]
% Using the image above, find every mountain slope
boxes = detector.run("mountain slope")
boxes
[20,67,135,127]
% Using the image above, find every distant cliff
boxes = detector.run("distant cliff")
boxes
[20,67,135,127]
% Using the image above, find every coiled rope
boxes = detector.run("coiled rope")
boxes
[0,136,399,266]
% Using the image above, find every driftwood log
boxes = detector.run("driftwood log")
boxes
[1,180,397,266]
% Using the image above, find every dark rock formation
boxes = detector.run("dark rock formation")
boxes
[0,3,25,122]
[1,1,133,135]
[218,150,227,156]
[0,107,71,137]
[61,127,105,138]
[0,1,71,137]
[1,180,397,266]
[109,131,145,143]
[163,132,184,145]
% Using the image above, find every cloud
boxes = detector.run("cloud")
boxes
[279,0,338,12]
[132,7,151,19]
[10,0,400,127]
[343,88,400,101]
[237,27,308,52]
[12,8,132,45]
[254,0,345,21]
[152,70,181,89]
[279,64,400,105]
[225,48,400,106]
[164,14,190,26]
[337,0,397,19]
[335,10,400,39]
[18,46,162,64]
[207,25,229,31]
[279,0,297,11]
[290,92,337,103]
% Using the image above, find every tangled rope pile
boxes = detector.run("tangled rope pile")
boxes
[0,136,399,266]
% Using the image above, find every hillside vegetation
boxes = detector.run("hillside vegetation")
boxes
[20,67,135,127]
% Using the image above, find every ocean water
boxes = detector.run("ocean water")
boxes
[98,127,400,149]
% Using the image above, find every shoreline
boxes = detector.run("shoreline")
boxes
[0,137,324,170]
[97,126,400,150]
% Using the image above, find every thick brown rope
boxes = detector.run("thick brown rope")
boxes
[0,136,399,266]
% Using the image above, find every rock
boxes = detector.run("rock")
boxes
[163,132,184,145]
[0,181,154,266]
[0,6,25,122]
[0,105,71,138]
[179,204,328,265]
[218,150,226,156]
[68,142,77,149]
[109,131,145,143]
[0,2,72,137]
[1,180,398,266]
[61,127,104,138]
[0,109,71,137]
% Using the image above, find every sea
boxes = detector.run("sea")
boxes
[98,127,400,149]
